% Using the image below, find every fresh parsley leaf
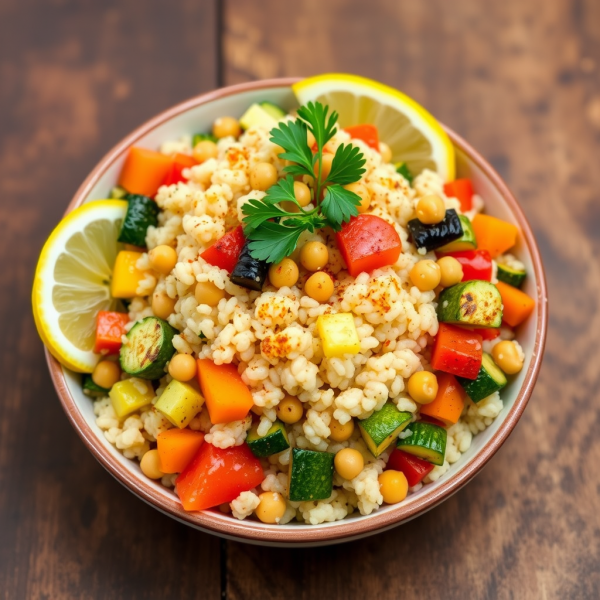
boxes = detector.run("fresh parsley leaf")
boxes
[269,120,313,178]
[395,162,413,185]
[247,220,308,263]
[327,143,367,185]
[297,101,338,149]
[320,184,361,231]
[263,175,300,205]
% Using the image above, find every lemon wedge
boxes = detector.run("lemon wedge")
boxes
[32,200,128,372]
[293,73,455,182]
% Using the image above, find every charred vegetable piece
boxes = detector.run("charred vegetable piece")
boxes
[437,280,503,328]
[437,215,477,252]
[408,209,463,252]
[117,195,159,248]
[230,240,269,291]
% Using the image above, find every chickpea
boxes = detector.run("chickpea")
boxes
[255,492,287,524]
[148,245,178,275]
[269,258,299,289]
[92,360,121,390]
[307,130,316,150]
[212,116,241,139]
[344,182,371,213]
[313,153,334,180]
[276,396,303,424]
[334,448,364,480]
[379,142,393,163]
[140,449,164,480]
[305,272,334,303]
[410,260,441,292]
[407,371,439,404]
[416,194,446,225]
[194,281,225,307]
[437,256,464,288]
[329,417,354,442]
[378,470,409,504]
[294,181,312,207]
[192,140,218,163]
[152,292,176,320]
[492,340,524,375]
[250,162,278,191]
[299,241,329,271]
[168,353,197,382]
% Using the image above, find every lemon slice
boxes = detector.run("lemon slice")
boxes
[293,73,455,182]
[32,200,128,372]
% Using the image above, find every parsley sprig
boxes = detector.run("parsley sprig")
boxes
[242,101,366,264]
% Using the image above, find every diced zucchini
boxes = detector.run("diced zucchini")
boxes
[397,422,447,466]
[192,133,218,146]
[109,185,129,200]
[259,101,286,119]
[117,195,159,248]
[457,352,507,403]
[119,316,177,379]
[82,374,109,397]
[408,209,463,252]
[358,403,412,457]
[317,313,360,358]
[246,420,290,457]
[111,250,147,299]
[437,280,503,328]
[496,257,526,288]
[154,379,203,428]
[239,103,280,131]
[394,162,414,185]
[109,378,154,419]
[288,448,334,501]
[438,215,477,252]
[230,241,269,291]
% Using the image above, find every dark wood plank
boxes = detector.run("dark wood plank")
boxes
[223,1,600,598]
[0,1,222,598]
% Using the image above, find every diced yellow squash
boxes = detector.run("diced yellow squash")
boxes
[154,380,204,429]
[317,313,360,358]
[111,250,146,298]
[109,378,154,419]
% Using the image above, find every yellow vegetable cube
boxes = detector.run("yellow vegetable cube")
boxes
[109,378,154,419]
[154,380,204,428]
[317,313,360,358]
[111,250,146,298]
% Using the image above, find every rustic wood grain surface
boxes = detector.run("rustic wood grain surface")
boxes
[1,0,599,598]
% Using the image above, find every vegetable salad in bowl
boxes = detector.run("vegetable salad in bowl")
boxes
[33,74,537,527]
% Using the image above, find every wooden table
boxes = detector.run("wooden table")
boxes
[2,1,599,598]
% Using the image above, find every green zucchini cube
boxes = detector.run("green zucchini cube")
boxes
[457,352,507,403]
[438,215,477,252]
[397,422,447,466]
[246,420,290,457]
[288,448,334,502]
[358,403,412,457]
[437,280,503,328]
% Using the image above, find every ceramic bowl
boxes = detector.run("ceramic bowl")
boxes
[46,78,548,547]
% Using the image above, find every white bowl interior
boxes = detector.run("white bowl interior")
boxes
[61,85,539,536]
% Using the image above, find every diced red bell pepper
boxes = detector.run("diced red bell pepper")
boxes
[162,153,198,186]
[336,214,402,276]
[344,124,380,151]
[440,249,492,282]
[386,449,434,487]
[176,442,264,512]
[473,327,501,341]
[94,311,130,354]
[431,323,483,380]
[443,179,474,212]
[200,225,245,273]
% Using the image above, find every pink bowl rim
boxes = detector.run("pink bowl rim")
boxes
[45,77,548,545]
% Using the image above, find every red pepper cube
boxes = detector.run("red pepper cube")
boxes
[431,323,483,380]
[344,124,380,151]
[439,249,493,282]
[200,226,246,274]
[94,311,129,354]
[176,442,264,511]
[336,214,402,277]
[162,153,199,186]
[386,449,434,487]
[443,179,474,212]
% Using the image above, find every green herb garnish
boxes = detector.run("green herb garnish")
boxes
[242,101,366,264]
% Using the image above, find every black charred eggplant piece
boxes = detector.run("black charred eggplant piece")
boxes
[230,241,269,291]
[407,209,463,252]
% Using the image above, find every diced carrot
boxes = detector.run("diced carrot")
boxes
[420,372,466,426]
[496,281,535,327]
[344,124,380,151]
[471,214,518,258]
[94,311,129,354]
[157,429,205,474]
[443,179,474,212]
[118,147,173,197]
[196,359,254,424]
